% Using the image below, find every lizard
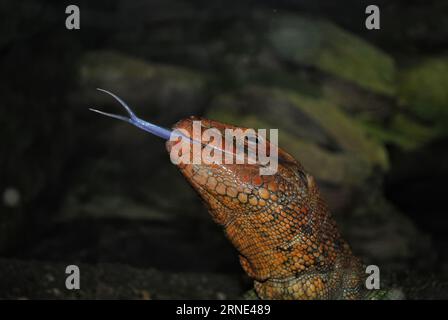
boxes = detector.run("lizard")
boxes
[90,88,393,300]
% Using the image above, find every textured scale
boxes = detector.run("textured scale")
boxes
[166,117,367,300]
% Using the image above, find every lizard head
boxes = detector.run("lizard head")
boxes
[88,89,317,226]
[165,116,318,227]
[89,88,322,232]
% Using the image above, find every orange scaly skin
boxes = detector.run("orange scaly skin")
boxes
[167,117,367,300]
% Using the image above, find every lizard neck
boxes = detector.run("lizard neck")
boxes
[221,196,367,299]
[252,253,367,299]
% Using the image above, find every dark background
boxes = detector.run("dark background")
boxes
[0,0,447,299]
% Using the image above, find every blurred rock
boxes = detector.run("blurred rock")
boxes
[2,187,21,208]
[77,50,208,125]
[16,217,240,274]
[56,50,212,223]
[266,14,396,96]
[340,184,434,271]
[398,56,448,133]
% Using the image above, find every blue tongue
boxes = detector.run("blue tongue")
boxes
[90,89,237,159]
[89,88,172,140]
